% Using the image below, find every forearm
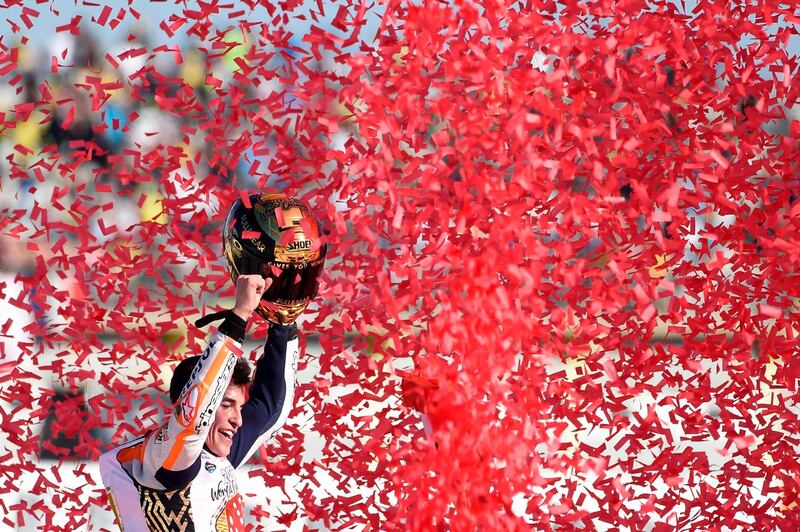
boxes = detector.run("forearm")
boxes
[228,323,300,467]
[143,314,246,485]
[255,324,298,409]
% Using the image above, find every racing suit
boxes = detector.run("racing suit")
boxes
[99,314,299,531]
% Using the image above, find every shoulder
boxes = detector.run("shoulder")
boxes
[100,437,147,468]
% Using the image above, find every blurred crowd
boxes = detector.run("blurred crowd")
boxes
[0,22,330,365]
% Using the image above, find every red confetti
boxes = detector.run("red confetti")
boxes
[2,0,800,530]
[93,5,112,27]
[274,206,286,227]
[55,15,82,35]
[60,105,75,130]
[239,189,252,209]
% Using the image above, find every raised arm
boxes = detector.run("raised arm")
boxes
[227,323,300,468]
[138,275,267,489]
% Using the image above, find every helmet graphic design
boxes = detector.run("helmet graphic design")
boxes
[222,193,326,324]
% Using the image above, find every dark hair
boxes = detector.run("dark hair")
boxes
[169,355,252,405]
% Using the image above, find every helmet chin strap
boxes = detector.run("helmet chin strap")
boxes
[194,309,232,328]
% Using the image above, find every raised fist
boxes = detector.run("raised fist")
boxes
[232,275,272,321]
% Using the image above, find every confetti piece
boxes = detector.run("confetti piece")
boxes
[93,5,112,27]
[60,105,75,130]
[759,304,783,318]
[239,190,252,209]
[274,206,286,228]
[3,1,800,530]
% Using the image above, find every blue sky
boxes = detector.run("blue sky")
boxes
[0,0,383,49]
[1,1,796,72]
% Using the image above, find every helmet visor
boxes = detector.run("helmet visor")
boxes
[262,247,326,303]
[225,235,326,304]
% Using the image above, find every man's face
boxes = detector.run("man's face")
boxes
[205,384,247,457]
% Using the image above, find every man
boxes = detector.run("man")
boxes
[99,275,299,531]
[100,192,326,531]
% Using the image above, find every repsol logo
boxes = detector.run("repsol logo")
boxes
[286,240,312,251]
[194,356,237,431]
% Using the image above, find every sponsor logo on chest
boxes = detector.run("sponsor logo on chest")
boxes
[209,466,238,502]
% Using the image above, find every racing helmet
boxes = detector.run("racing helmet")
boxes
[222,193,326,324]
